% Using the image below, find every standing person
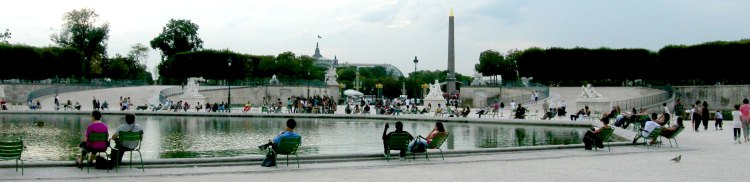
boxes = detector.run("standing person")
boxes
[693,101,702,132]
[715,110,723,130]
[75,110,109,167]
[732,105,742,143]
[110,113,144,164]
[674,99,685,121]
[382,121,413,160]
[701,101,709,131]
[534,91,539,104]
[92,97,98,110]
[54,94,60,110]
[510,100,517,112]
[740,99,750,142]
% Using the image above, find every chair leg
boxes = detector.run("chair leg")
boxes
[668,138,673,148]
[425,152,429,161]
[674,139,679,148]
[286,155,290,166]
[439,149,444,160]
[295,154,299,168]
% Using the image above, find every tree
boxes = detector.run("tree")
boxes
[475,50,503,84]
[128,43,149,66]
[51,8,110,78]
[150,19,203,60]
[0,29,10,44]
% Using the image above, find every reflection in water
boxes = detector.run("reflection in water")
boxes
[0,114,589,161]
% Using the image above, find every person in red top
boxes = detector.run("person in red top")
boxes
[77,110,109,167]
[739,99,750,142]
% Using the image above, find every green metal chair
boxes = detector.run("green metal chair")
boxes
[111,131,144,172]
[412,133,449,161]
[385,133,412,162]
[635,128,662,148]
[0,138,24,175]
[660,127,685,148]
[270,137,301,168]
[82,132,110,173]
[593,128,615,151]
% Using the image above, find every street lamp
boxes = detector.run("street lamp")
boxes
[307,71,310,98]
[227,57,232,113]
[413,56,418,105]
[376,83,383,100]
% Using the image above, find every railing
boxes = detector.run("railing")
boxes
[610,90,672,111]
[157,80,327,104]
[26,82,149,103]
[476,81,550,106]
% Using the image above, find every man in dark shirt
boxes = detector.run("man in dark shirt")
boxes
[382,121,413,160]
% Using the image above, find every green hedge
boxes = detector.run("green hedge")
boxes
[0,44,84,80]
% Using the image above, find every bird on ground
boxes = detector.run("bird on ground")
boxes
[35,121,45,127]
[671,155,681,163]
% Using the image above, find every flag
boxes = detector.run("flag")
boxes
[318,35,322,39]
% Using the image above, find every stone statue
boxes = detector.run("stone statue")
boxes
[183,77,205,97]
[580,84,603,98]
[471,71,483,86]
[325,66,338,85]
[426,80,444,99]
[0,85,5,98]
[269,75,280,85]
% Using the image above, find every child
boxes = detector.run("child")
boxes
[715,110,723,130]
[732,105,742,144]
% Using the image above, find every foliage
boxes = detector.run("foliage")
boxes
[102,54,152,81]
[0,29,10,44]
[150,19,203,60]
[127,43,149,66]
[515,39,750,86]
[0,44,84,80]
[50,8,110,78]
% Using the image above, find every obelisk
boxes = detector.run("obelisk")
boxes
[446,8,457,94]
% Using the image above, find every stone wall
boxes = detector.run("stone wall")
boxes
[168,85,340,106]
[459,87,532,108]
[673,85,750,110]
[0,84,54,104]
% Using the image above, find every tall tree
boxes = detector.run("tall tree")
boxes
[128,43,149,66]
[150,19,203,60]
[51,8,110,78]
[475,50,503,84]
[0,29,10,44]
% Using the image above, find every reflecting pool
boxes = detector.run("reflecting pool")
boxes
[0,114,589,161]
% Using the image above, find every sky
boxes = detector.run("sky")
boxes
[2,0,749,78]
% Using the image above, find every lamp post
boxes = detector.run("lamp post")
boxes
[413,56,418,104]
[227,58,232,113]
[307,71,310,98]
[376,83,383,101]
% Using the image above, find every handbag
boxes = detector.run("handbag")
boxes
[261,152,276,167]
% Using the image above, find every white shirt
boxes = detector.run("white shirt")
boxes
[510,102,517,109]
[733,111,742,128]
[716,112,723,119]
[664,106,671,115]
[641,121,661,137]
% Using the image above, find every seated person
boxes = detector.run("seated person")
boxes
[353,105,361,114]
[110,113,144,163]
[434,104,443,116]
[583,118,611,150]
[571,109,586,121]
[633,113,668,145]
[514,104,527,119]
[258,119,301,151]
[382,121,414,159]
[243,102,251,113]
[660,115,682,138]
[74,102,82,110]
[364,104,371,114]
[460,107,471,117]
[476,108,486,118]
[76,111,109,167]
[410,122,448,152]
[345,104,352,114]
[420,107,429,114]
[101,101,109,110]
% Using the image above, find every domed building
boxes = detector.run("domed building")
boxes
[312,42,338,68]
[311,43,404,78]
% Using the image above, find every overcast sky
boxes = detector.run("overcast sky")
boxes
[2,0,749,78]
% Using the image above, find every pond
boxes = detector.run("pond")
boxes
[0,114,589,161]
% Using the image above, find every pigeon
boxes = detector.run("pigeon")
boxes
[671,155,681,163]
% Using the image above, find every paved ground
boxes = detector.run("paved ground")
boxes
[2,121,747,181]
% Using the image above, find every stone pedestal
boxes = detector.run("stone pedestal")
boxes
[576,98,611,114]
